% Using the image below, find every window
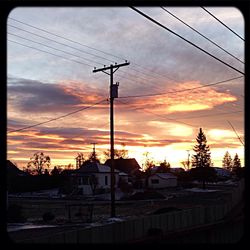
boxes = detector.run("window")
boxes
[151,179,159,184]
[105,176,108,185]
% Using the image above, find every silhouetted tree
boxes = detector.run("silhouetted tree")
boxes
[27,152,51,175]
[143,152,155,188]
[232,153,241,173]
[222,151,233,171]
[191,128,212,189]
[75,153,85,169]
[180,160,190,171]
[192,128,212,168]
[103,143,129,161]
[157,160,171,173]
[51,166,61,176]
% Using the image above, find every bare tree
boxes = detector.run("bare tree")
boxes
[75,153,85,169]
[27,152,51,175]
[103,143,129,161]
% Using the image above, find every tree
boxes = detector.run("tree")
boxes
[191,128,212,189]
[75,153,85,169]
[222,151,233,171]
[51,166,62,176]
[27,152,51,175]
[232,153,241,173]
[180,160,191,171]
[103,143,129,161]
[143,152,155,189]
[192,128,212,168]
[157,160,171,173]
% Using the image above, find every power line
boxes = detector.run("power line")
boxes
[117,99,196,127]
[7,99,107,134]
[201,7,245,41]
[118,76,243,99]
[227,120,244,146]
[130,7,244,75]
[161,7,244,64]
[9,17,127,61]
[180,110,243,120]
[8,39,94,68]
[8,23,177,91]
[8,32,104,66]
[8,24,116,64]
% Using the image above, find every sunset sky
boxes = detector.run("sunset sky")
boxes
[7,7,244,170]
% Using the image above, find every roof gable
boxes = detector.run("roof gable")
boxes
[77,162,119,173]
[105,158,140,174]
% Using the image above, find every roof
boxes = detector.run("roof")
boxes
[149,173,177,180]
[105,158,140,174]
[7,160,29,176]
[76,162,119,174]
[213,167,231,177]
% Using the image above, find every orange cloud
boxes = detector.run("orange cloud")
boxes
[128,81,237,114]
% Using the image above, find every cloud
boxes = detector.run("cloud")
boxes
[7,77,107,113]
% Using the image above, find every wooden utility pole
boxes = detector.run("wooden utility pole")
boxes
[93,61,130,217]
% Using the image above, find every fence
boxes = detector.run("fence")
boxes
[17,179,245,243]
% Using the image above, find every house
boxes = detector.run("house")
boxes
[105,158,141,176]
[148,173,177,189]
[71,162,120,195]
[7,160,29,177]
[214,167,232,179]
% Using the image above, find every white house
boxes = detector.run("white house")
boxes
[71,162,119,195]
[214,167,232,178]
[148,173,177,189]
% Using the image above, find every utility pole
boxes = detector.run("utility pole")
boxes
[93,61,130,218]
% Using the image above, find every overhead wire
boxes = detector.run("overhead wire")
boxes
[9,16,179,83]
[118,76,243,98]
[8,39,94,68]
[201,7,245,41]
[8,22,170,93]
[227,120,245,146]
[7,99,108,134]
[161,7,244,64]
[130,7,244,75]
[8,32,104,66]
[9,17,127,61]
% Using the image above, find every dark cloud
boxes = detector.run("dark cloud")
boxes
[8,77,82,112]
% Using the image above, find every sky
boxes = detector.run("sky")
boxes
[7,6,245,170]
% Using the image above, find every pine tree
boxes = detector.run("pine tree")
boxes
[222,151,233,171]
[232,153,241,172]
[192,128,212,168]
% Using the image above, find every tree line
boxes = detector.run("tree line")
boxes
[17,128,242,177]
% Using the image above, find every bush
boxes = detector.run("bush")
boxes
[7,204,26,223]
[42,212,55,222]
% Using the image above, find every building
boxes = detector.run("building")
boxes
[148,173,177,189]
[105,158,141,176]
[71,162,120,195]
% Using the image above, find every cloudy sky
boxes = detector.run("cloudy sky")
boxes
[7,7,244,169]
